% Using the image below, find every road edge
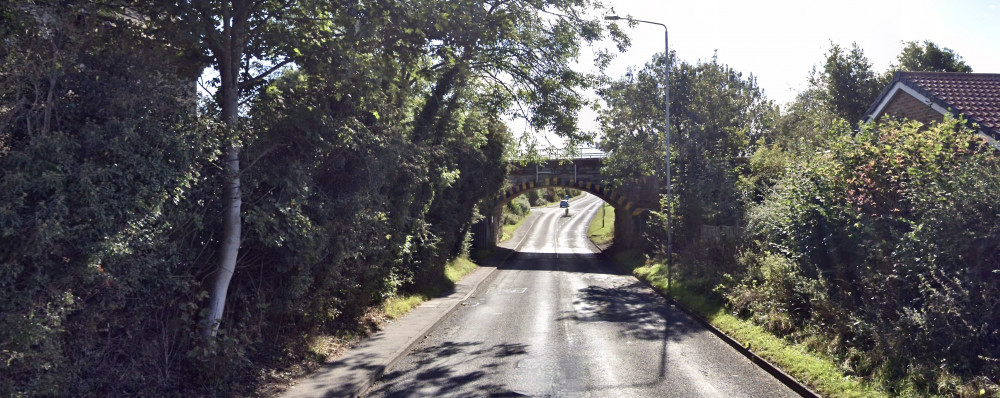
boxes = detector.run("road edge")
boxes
[350,210,551,397]
[349,234,536,397]
[580,194,817,398]
[591,245,819,398]
[362,265,500,397]
[281,264,504,398]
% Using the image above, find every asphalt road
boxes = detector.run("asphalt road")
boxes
[364,193,799,397]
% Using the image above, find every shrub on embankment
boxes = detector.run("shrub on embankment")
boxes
[729,118,1000,395]
[596,39,999,395]
[1,8,216,395]
[652,118,1000,395]
[636,118,999,396]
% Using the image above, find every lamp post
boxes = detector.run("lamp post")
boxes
[605,15,671,294]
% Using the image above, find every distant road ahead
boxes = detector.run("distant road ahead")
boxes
[365,193,799,397]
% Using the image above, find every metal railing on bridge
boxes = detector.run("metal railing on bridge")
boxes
[510,147,606,162]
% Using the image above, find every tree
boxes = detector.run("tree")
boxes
[139,0,345,338]
[406,0,625,145]
[370,0,623,285]
[206,0,624,348]
[811,42,881,127]
[597,52,776,240]
[891,40,973,73]
[594,53,669,185]
[772,86,839,152]
[140,0,623,339]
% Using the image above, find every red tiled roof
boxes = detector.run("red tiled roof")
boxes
[899,72,1000,134]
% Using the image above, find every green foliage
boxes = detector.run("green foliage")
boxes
[521,187,579,207]
[738,118,1000,395]
[891,156,1000,390]
[525,188,543,207]
[891,40,973,73]
[504,196,532,222]
[774,88,842,153]
[0,3,215,395]
[736,143,791,205]
[383,294,428,320]
[1,0,623,395]
[599,51,776,267]
[444,256,479,283]
[596,53,670,183]
[588,202,615,246]
[383,256,479,320]
[542,187,570,203]
[811,42,882,126]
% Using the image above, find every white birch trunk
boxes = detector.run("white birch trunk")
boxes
[204,143,241,338]
[203,8,244,337]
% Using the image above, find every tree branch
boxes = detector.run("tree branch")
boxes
[243,58,294,88]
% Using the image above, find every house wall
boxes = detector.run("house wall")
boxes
[879,90,945,126]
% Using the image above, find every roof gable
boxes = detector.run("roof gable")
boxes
[865,72,1000,139]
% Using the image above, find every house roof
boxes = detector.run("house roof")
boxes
[865,72,1000,139]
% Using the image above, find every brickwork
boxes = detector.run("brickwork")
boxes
[880,89,945,126]
[502,159,660,211]
[473,158,661,249]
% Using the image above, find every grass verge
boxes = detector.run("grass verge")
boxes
[587,201,614,246]
[500,213,529,242]
[613,251,887,398]
[444,256,479,282]
[383,295,426,319]
[381,256,480,320]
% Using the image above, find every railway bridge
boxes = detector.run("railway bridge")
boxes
[474,158,661,249]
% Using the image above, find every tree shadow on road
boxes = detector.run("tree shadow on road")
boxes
[366,341,529,397]
[498,253,626,275]
[562,281,701,342]
[546,281,708,392]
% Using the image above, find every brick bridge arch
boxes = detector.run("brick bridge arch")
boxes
[473,158,661,249]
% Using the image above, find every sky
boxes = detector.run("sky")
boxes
[556,0,1000,150]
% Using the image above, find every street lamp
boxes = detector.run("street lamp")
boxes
[605,15,672,294]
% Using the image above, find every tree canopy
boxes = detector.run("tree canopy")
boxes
[891,40,973,73]
[597,51,776,248]
[0,0,624,395]
[811,42,881,127]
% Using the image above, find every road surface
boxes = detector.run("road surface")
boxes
[365,193,799,397]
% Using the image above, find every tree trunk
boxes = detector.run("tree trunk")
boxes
[204,143,241,338]
[203,8,244,338]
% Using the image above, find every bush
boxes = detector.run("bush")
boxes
[0,5,213,395]
[525,189,543,206]
[891,157,1000,386]
[737,117,1000,394]
[505,195,531,218]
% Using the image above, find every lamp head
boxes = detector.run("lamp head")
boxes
[604,15,622,21]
